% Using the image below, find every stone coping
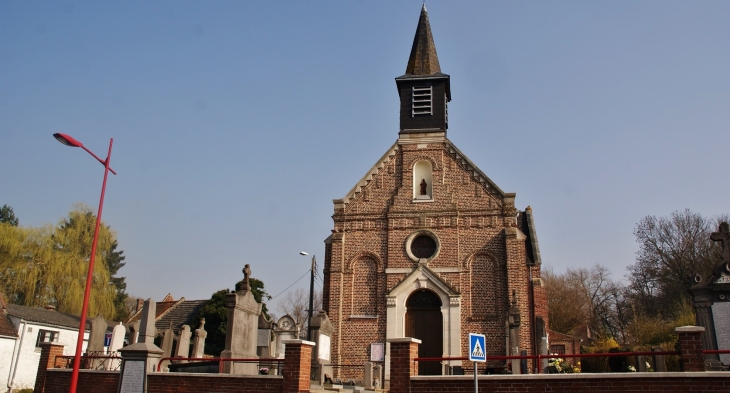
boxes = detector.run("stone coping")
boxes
[411,372,730,381]
[47,369,119,375]
[675,325,706,332]
[282,339,315,346]
[149,372,283,379]
[387,338,422,344]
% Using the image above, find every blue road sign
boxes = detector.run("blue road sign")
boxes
[468,333,486,362]
[104,332,112,347]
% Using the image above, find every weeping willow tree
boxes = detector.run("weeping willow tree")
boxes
[0,205,118,319]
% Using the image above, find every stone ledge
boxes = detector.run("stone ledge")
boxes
[387,338,422,344]
[149,372,283,379]
[47,369,119,375]
[411,372,730,381]
[283,339,316,346]
[675,325,706,333]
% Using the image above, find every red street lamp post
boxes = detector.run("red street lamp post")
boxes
[53,133,116,393]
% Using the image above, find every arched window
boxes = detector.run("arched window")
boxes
[413,160,433,200]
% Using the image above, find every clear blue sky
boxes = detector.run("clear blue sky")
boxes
[2,1,729,307]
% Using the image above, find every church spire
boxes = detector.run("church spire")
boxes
[405,4,441,75]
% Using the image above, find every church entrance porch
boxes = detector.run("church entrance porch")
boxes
[384,265,462,380]
[405,289,443,375]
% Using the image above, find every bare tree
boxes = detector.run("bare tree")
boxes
[275,288,322,338]
[545,265,631,342]
[629,209,728,319]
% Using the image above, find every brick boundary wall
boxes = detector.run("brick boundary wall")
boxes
[282,339,315,393]
[388,338,421,393]
[386,327,730,393]
[42,370,120,393]
[34,342,65,393]
[410,373,730,393]
[36,339,313,393]
[42,370,283,393]
[676,325,705,372]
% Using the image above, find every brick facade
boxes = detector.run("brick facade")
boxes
[323,137,548,379]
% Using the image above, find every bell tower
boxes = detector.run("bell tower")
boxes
[396,5,451,135]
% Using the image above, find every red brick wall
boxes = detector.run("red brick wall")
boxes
[282,341,313,393]
[409,375,730,393]
[34,343,65,393]
[40,370,120,393]
[42,370,283,393]
[676,328,705,372]
[149,374,283,393]
[389,339,419,393]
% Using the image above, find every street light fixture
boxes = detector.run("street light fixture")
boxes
[300,251,316,341]
[53,133,116,393]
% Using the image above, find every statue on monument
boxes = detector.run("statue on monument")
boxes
[420,179,427,195]
[710,222,730,280]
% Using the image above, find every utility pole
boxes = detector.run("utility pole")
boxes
[308,255,316,341]
[300,252,317,341]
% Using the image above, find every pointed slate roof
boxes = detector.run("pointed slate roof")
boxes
[405,5,441,76]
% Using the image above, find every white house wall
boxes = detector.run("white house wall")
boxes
[0,336,18,391]
[5,319,88,392]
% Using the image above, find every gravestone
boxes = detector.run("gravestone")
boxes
[309,311,334,385]
[690,222,730,369]
[273,315,299,358]
[105,322,125,370]
[191,319,207,359]
[174,325,192,363]
[257,313,274,358]
[159,323,174,371]
[86,314,108,369]
[220,265,262,375]
[138,298,157,344]
[118,298,164,374]
[127,321,140,345]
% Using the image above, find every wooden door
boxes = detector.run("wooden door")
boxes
[405,290,443,375]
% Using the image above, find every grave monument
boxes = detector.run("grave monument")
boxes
[220,264,262,374]
[690,222,730,370]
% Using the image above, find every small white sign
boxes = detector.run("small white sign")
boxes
[318,334,331,361]
[370,343,385,362]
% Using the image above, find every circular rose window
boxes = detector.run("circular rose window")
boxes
[411,235,437,259]
[405,230,441,262]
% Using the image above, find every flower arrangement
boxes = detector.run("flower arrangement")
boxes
[259,367,269,375]
[547,357,580,373]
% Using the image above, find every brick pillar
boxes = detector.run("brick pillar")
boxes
[387,338,421,393]
[282,339,315,393]
[676,326,705,372]
[34,342,65,393]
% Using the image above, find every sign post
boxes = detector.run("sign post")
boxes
[469,333,486,393]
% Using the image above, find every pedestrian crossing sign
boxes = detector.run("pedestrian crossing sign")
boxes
[468,333,486,362]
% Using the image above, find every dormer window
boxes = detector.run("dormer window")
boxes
[412,86,432,116]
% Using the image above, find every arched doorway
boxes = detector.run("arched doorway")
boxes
[405,289,443,375]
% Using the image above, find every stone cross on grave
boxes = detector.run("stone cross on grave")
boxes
[711,222,730,264]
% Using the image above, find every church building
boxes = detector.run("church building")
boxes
[322,6,548,378]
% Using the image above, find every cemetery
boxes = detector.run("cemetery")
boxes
[26,264,730,392]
